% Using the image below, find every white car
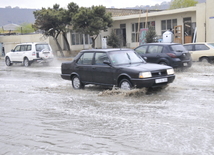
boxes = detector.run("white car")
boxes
[5,42,54,67]
[183,42,214,63]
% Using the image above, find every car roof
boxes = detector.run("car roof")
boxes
[16,42,49,45]
[184,42,214,45]
[81,48,133,53]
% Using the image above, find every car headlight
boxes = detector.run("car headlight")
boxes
[139,72,152,78]
[167,68,174,75]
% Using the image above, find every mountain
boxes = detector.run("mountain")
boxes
[0,7,37,26]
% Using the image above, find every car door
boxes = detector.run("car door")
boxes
[10,45,22,61]
[146,45,164,63]
[75,52,94,83]
[92,52,114,85]
[16,45,27,61]
[193,44,211,61]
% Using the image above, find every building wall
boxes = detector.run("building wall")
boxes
[196,3,206,42]
[206,0,214,42]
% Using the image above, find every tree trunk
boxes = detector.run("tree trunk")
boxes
[62,32,71,52]
[91,37,95,48]
[54,37,64,57]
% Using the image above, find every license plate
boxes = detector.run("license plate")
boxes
[155,78,168,83]
[183,63,188,66]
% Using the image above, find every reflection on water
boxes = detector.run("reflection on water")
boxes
[1,61,214,154]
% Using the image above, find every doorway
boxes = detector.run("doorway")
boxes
[183,17,196,43]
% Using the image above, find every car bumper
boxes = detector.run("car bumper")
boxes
[61,74,71,80]
[130,75,175,88]
[33,58,54,63]
[171,59,192,68]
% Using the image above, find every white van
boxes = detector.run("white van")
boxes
[5,42,54,67]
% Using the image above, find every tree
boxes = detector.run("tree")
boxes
[107,31,120,48]
[145,26,157,43]
[73,5,113,48]
[33,3,79,57]
[170,0,198,9]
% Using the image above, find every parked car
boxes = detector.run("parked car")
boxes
[5,42,54,67]
[183,42,214,63]
[61,49,175,90]
[134,43,192,68]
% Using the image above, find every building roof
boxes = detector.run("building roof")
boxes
[112,6,197,21]
[2,23,20,31]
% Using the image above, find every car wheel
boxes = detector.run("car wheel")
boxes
[23,58,30,67]
[159,61,168,65]
[72,75,84,89]
[200,57,209,63]
[5,57,12,66]
[119,79,133,90]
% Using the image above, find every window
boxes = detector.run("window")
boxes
[195,44,209,51]
[95,53,109,65]
[161,19,177,34]
[131,21,155,42]
[135,46,148,54]
[71,32,91,45]
[148,46,163,54]
[14,45,21,52]
[184,45,193,51]
[77,53,94,65]
[26,45,32,51]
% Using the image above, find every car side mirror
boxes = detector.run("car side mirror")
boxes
[11,49,15,52]
[143,57,147,61]
[103,60,111,65]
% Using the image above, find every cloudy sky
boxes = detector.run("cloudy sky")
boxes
[0,0,170,9]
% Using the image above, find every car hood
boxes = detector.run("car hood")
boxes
[116,63,172,72]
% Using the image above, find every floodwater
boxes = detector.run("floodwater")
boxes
[0,58,214,155]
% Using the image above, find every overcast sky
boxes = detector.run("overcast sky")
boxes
[0,0,170,9]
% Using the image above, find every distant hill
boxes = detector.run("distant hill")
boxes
[0,0,206,26]
[0,7,37,26]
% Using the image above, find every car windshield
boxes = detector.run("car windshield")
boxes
[109,50,145,65]
[36,44,50,52]
[170,45,186,52]
[207,43,214,49]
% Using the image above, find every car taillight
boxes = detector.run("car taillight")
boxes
[32,52,36,56]
[167,53,177,58]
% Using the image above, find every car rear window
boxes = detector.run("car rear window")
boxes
[170,45,186,52]
[207,43,214,49]
[36,44,50,52]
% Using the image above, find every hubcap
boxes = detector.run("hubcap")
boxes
[24,59,28,66]
[73,77,80,89]
[121,81,131,90]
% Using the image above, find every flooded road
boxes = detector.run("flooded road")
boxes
[0,58,214,155]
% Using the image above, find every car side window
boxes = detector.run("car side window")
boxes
[184,45,193,51]
[77,53,94,65]
[94,53,109,65]
[26,45,32,51]
[14,45,21,52]
[148,45,163,54]
[20,45,27,51]
[135,46,147,54]
[195,44,209,51]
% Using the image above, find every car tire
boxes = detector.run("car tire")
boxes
[119,78,133,90]
[23,58,31,67]
[72,75,84,89]
[5,57,12,66]
[200,57,210,63]
[159,61,168,65]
